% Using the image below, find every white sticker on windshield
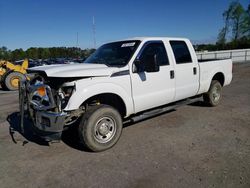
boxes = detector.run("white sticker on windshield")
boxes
[121,42,135,47]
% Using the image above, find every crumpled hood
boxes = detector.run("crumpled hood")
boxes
[28,63,120,78]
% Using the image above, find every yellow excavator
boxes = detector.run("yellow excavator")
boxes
[0,59,28,91]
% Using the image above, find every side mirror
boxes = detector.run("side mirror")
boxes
[133,59,143,73]
[144,54,160,73]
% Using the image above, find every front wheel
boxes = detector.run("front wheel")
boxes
[203,80,222,107]
[78,104,123,152]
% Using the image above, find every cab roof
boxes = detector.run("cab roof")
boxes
[106,37,190,45]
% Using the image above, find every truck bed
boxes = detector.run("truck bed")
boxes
[197,59,233,94]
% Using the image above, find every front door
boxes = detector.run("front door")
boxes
[131,41,175,113]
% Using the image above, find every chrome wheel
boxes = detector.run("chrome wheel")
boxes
[94,116,116,143]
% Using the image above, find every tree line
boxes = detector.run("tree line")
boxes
[196,1,250,51]
[0,47,96,61]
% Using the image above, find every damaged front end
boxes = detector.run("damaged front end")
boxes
[19,72,83,141]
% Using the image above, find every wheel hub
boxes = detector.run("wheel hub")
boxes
[11,77,20,88]
[98,123,109,136]
[94,116,116,143]
[212,86,220,101]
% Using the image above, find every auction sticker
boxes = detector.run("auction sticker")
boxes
[121,42,135,47]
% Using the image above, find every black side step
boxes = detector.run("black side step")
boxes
[128,97,201,123]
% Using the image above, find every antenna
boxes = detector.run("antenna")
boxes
[92,16,96,49]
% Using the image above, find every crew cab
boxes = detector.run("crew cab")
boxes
[19,37,232,151]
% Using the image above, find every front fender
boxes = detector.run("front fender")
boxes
[64,82,134,117]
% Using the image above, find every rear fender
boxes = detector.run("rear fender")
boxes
[198,68,225,94]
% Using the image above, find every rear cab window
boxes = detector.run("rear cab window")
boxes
[170,41,192,64]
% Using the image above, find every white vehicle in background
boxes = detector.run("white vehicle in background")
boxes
[19,37,232,151]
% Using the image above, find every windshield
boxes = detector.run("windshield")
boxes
[84,40,141,67]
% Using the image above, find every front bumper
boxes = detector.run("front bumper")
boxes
[33,110,66,141]
[19,80,67,141]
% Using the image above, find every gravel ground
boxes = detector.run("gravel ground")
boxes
[0,63,250,188]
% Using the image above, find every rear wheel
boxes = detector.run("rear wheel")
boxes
[78,104,123,152]
[203,80,222,106]
[2,71,25,91]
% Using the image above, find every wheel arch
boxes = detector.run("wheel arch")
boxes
[83,93,127,118]
[211,72,225,86]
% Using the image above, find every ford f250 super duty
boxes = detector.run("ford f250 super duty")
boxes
[19,37,232,151]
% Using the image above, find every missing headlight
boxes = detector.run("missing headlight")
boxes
[29,74,45,85]
[62,86,74,97]
[59,85,75,109]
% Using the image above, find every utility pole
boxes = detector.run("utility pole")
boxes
[76,32,79,48]
[76,32,80,59]
[92,16,96,49]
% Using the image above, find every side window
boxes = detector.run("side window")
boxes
[139,42,169,66]
[170,41,192,64]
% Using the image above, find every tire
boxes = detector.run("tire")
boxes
[0,71,9,90]
[2,71,25,91]
[0,72,7,90]
[78,104,123,152]
[203,80,222,107]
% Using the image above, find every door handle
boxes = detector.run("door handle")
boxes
[193,67,197,75]
[170,70,175,79]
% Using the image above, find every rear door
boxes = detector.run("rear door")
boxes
[131,41,175,113]
[169,40,199,101]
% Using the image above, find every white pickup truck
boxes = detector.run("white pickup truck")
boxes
[19,37,232,151]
